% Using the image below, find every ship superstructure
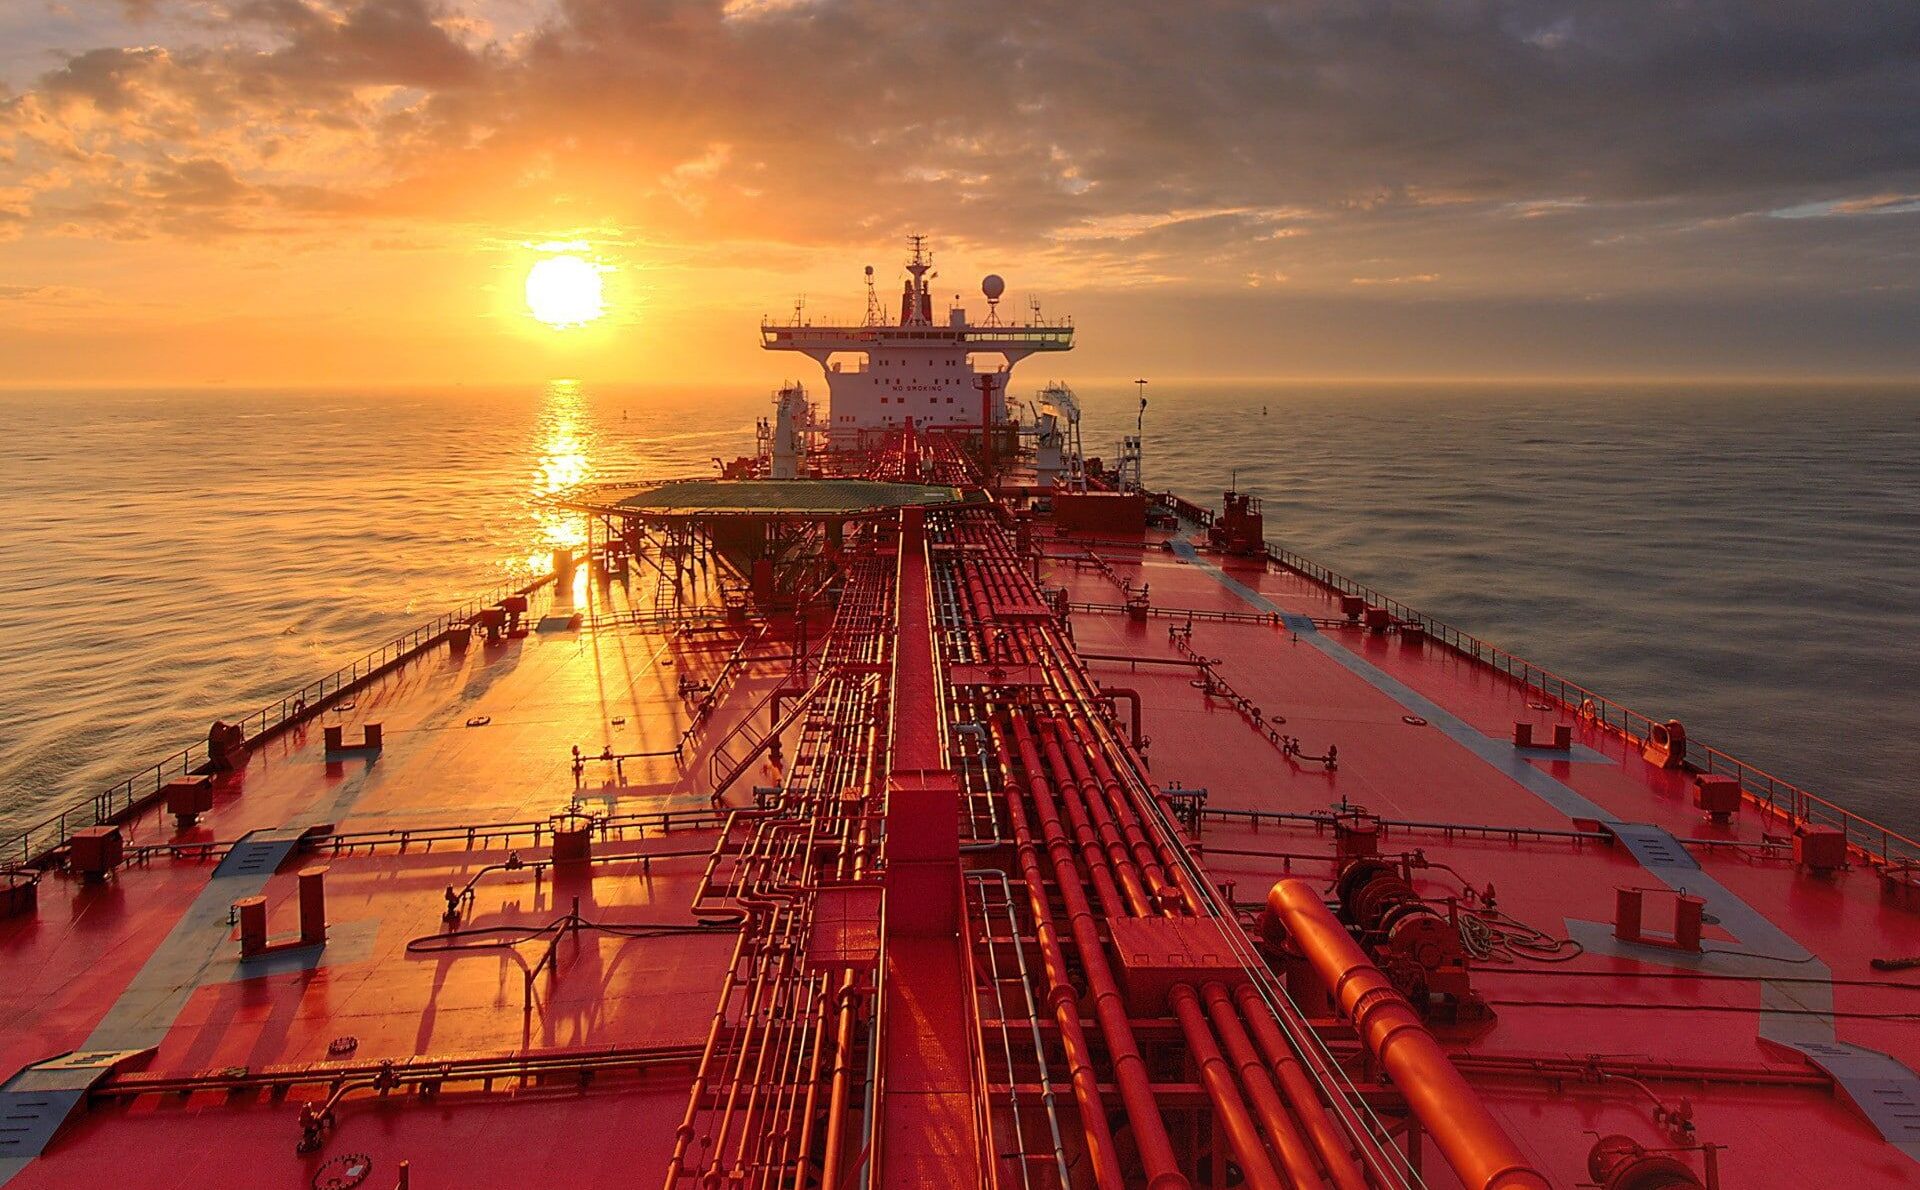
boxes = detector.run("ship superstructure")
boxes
[763,236,1073,438]
[4,240,1920,1190]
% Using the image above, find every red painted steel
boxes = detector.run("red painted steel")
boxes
[1267,877,1551,1190]
[11,401,1920,1190]
[1170,982,1286,1190]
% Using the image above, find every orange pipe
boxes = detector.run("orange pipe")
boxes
[1170,983,1286,1190]
[1103,686,1144,747]
[1267,879,1550,1190]
[1230,985,1372,1190]
[1045,709,1176,913]
[1011,715,1189,1190]
[993,728,1126,1190]
[1043,716,1154,916]
[1199,982,1335,1189]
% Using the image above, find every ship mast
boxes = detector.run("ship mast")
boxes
[901,234,934,326]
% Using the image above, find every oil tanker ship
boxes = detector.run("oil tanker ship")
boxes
[4,239,1919,1190]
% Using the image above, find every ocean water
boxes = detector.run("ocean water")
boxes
[1,381,1916,844]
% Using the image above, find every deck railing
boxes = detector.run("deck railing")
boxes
[4,569,561,868]
[1153,491,1920,869]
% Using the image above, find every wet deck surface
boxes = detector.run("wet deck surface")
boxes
[4,516,1920,1187]
[1049,529,1920,1182]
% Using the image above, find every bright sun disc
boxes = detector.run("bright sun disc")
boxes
[525,255,605,327]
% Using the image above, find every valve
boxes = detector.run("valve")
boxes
[296,1100,334,1153]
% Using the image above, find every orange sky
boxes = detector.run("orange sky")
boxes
[3,1,1917,387]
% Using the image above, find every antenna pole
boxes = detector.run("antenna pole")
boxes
[978,373,996,478]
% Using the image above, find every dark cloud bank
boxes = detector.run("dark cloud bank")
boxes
[5,0,1918,374]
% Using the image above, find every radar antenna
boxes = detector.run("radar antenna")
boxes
[981,274,1005,325]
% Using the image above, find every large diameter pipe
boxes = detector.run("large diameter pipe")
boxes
[1266,879,1550,1190]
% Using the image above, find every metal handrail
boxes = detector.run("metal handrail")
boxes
[5,568,562,867]
[1151,490,1920,869]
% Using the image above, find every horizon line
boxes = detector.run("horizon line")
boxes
[4,372,1920,394]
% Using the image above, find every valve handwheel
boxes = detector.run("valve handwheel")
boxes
[312,1153,373,1190]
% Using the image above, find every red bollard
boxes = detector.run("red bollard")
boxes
[1673,894,1705,952]
[1613,887,1644,944]
[298,867,328,947]
[236,896,269,957]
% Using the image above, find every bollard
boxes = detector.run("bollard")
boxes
[298,866,329,947]
[1673,894,1705,952]
[236,896,269,957]
[1613,887,1643,944]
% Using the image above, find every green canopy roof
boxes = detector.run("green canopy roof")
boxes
[563,478,972,519]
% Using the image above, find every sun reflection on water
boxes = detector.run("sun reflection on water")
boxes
[529,379,594,579]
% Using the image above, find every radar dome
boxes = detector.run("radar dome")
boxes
[981,274,1006,301]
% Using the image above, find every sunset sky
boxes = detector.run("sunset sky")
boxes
[3,1,1917,386]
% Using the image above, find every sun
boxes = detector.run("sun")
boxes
[525,255,605,327]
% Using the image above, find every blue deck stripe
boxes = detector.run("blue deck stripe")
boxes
[1166,540,1920,1157]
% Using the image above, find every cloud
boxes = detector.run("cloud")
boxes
[143,156,255,206]
[38,46,171,114]
[0,0,1916,297]
[1772,192,1920,218]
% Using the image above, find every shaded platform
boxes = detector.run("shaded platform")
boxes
[563,478,973,520]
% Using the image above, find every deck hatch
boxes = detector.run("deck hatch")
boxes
[1602,822,1701,872]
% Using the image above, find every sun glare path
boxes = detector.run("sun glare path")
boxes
[525,255,605,327]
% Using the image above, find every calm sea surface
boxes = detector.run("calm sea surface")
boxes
[1,382,1916,842]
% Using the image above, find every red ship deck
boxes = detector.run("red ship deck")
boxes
[4,439,1919,1190]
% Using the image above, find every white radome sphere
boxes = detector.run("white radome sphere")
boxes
[981,274,1006,301]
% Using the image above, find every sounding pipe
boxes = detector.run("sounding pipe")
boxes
[1266,878,1550,1190]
